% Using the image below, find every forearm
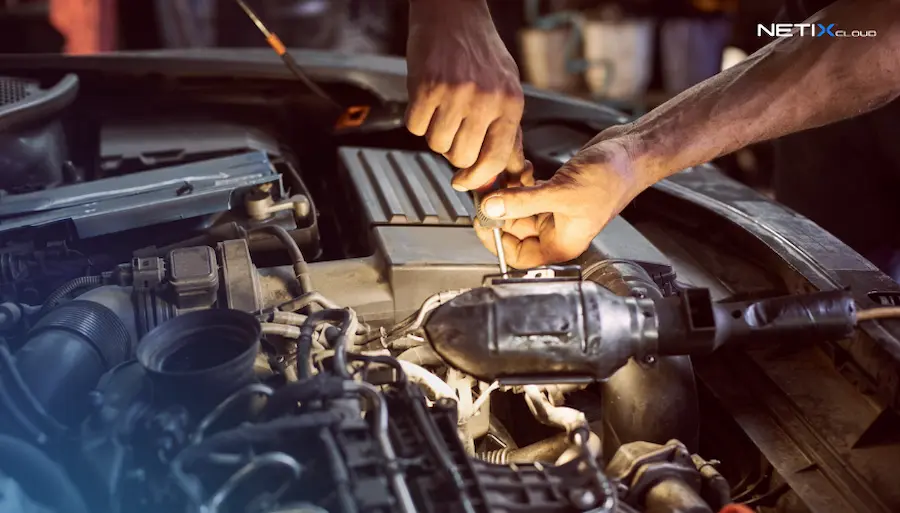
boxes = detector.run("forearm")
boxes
[622,0,900,186]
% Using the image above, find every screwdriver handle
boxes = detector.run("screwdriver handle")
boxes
[472,178,504,229]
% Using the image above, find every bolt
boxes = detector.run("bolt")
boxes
[569,489,597,509]
[643,354,657,365]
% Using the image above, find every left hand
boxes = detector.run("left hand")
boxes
[405,0,526,191]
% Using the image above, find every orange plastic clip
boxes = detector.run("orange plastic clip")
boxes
[335,105,371,129]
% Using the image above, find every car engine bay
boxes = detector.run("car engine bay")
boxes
[3,58,900,513]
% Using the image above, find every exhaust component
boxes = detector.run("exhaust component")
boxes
[425,277,858,384]
[424,279,658,384]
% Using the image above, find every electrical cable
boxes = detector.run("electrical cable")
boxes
[359,290,469,347]
[37,275,103,316]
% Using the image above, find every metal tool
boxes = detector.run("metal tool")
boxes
[474,182,508,278]
[492,228,508,277]
[234,0,337,106]
[235,0,375,130]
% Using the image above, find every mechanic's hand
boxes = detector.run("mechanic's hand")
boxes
[475,133,648,268]
[405,0,526,190]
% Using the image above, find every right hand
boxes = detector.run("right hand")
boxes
[474,131,651,268]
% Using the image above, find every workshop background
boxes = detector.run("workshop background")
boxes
[0,0,783,191]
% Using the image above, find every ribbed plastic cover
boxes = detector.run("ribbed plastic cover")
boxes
[338,147,476,226]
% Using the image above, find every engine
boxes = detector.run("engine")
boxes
[0,74,863,513]
[0,269,742,513]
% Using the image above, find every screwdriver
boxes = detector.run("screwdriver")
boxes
[473,180,509,278]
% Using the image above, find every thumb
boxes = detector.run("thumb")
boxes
[481,182,569,220]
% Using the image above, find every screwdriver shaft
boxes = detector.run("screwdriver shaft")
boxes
[492,228,509,278]
[473,182,509,278]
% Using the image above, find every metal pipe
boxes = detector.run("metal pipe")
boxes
[262,323,302,338]
[523,385,586,433]
[271,311,308,326]
[205,452,302,513]
[396,345,442,367]
[480,421,605,464]
[397,360,457,404]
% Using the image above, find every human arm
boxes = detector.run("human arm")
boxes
[477,0,900,268]
[405,0,526,189]
[615,0,900,188]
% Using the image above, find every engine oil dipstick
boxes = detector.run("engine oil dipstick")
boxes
[234,0,372,128]
[235,0,334,104]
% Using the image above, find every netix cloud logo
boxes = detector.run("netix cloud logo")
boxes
[758,23,877,38]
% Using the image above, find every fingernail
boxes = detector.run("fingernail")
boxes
[484,196,505,218]
[452,183,468,192]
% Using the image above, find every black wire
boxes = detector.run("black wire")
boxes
[732,470,771,502]
[38,275,104,316]
[346,354,408,383]
[296,309,352,379]
[742,482,791,507]
[280,54,343,111]
[249,226,312,293]
[360,313,416,345]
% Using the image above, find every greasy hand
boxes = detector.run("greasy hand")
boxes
[475,131,647,268]
[405,0,526,190]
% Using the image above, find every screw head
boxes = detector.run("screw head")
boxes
[569,489,597,508]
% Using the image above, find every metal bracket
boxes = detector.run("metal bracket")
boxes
[483,265,583,286]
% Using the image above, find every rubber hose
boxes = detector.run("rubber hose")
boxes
[0,435,89,513]
[297,309,351,379]
[250,226,312,293]
[38,275,103,316]
[17,299,132,425]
